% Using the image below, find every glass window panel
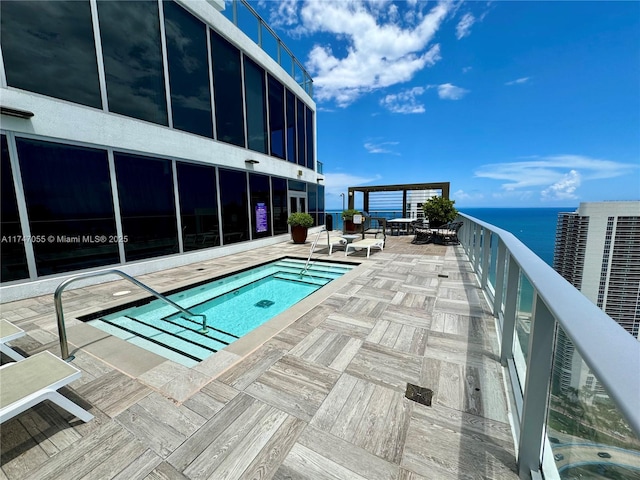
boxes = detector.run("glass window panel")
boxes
[268,75,285,159]
[1,1,102,109]
[114,153,178,261]
[163,1,213,138]
[271,177,288,235]
[288,180,306,192]
[262,29,279,66]
[1,135,29,282]
[513,273,534,386]
[308,183,318,225]
[305,106,314,169]
[98,0,168,125]
[296,98,306,167]
[244,57,267,153]
[176,162,219,251]
[210,31,245,147]
[547,328,640,478]
[17,138,118,276]
[286,89,297,163]
[218,169,249,244]
[250,173,271,239]
[318,185,325,227]
[237,3,259,45]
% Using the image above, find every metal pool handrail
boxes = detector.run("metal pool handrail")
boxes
[54,269,208,361]
[301,229,329,275]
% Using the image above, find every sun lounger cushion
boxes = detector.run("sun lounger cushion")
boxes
[0,351,93,423]
[345,238,384,258]
[0,319,26,361]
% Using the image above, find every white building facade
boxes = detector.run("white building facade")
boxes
[0,0,323,301]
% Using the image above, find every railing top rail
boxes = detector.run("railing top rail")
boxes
[459,212,640,435]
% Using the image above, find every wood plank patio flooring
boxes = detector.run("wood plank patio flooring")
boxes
[0,234,518,479]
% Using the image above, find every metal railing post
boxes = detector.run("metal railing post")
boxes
[500,254,519,367]
[518,294,555,478]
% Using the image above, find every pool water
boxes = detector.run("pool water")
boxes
[87,258,354,366]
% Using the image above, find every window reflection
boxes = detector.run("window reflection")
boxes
[98,0,168,125]
[176,163,219,250]
[1,1,102,109]
[305,106,314,169]
[296,98,306,167]
[218,169,249,244]
[272,177,288,235]
[114,153,178,261]
[17,138,118,276]
[286,90,297,163]
[1,136,29,282]
[268,75,285,159]
[163,1,213,138]
[211,31,245,147]
[244,57,268,153]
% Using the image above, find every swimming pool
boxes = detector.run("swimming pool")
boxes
[84,258,354,366]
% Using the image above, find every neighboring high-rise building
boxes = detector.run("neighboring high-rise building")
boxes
[553,201,640,394]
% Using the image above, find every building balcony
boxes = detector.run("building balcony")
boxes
[0,216,638,479]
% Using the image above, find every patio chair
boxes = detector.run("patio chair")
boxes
[361,213,387,241]
[433,221,463,245]
[411,221,433,245]
[0,319,26,361]
[345,238,384,258]
[0,351,94,424]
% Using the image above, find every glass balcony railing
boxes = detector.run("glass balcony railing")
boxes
[459,213,640,479]
[222,0,314,97]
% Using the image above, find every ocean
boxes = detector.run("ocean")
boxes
[326,207,576,266]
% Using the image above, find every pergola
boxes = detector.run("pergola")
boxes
[347,182,450,218]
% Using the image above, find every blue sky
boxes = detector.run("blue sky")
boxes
[250,0,639,209]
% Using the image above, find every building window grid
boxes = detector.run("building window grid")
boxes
[0,0,316,172]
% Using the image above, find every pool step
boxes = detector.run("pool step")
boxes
[273,272,330,286]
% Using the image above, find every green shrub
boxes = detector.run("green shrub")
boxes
[287,212,314,228]
[423,196,458,227]
[341,209,361,220]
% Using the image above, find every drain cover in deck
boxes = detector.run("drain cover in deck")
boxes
[255,299,275,308]
[405,383,433,406]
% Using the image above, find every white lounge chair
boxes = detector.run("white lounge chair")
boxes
[0,351,94,423]
[345,238,384,258]
[0,319,26,361]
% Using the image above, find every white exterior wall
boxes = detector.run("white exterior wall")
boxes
[0,0,320,302]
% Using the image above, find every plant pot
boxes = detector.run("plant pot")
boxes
[291,226,308,244]
[343,219,355,233]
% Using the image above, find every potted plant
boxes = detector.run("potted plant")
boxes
[287,212,314,244]
[341,208,361,233]
[422,196,458,227]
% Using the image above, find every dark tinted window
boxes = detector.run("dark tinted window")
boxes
[1,136,29,282]
[176,162,219,250]
[268,75,285,159]
[98,0,168,125]
[218,169,249,244]
[17,138,118,276]
[288,180,306,192]
[164,1,213,138]
[211,31,245,147]
[286,90,296,163]
[306,106,314,170]
[244,57,267,153]
[296,98,306,167]
[1,1,102,109]
[317,185,325,226]
[308,183,318,225]
[250,173,271,239]
[115,153,178,261]
[272,177,288,235]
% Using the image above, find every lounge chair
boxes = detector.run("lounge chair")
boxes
[0,351,94,423]
[0,319,26,361]
[433,221,463,245]
[345,238,384,258]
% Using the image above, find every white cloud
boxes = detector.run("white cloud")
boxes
[364,140,400,154]
[505,77,530,86]
[292,1,451,106]
[323,172,382,198]
[380,86,426,113]
[454,189,484,201]
[456,13,475,39]
[462,66,472,73]
[437,83,469,100]
[541,170,581,201]
[475,155,638,199]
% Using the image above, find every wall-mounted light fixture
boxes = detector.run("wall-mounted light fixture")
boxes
[297,169,303,176]
[245,159,259,164]
[0,106,34,119]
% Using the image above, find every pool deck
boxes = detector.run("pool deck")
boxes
[0,234,519,480]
